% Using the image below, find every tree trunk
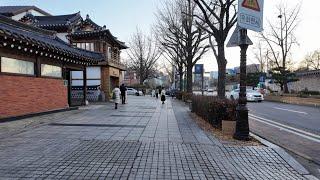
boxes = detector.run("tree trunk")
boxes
[283,79,289,93]
[179,67,184,91]
[186,62,193,93]
[280,84,284,91]
[217,45,227,99]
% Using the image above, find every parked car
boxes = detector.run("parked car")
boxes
[168,89,179,97]
[229,89,264,102]
[127,88,137,95]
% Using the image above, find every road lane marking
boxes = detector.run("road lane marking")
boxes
[273,107,308,115]
[250,114,320,139]
[249,114,320,143]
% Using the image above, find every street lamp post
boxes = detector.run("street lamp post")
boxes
[234,29,250,141]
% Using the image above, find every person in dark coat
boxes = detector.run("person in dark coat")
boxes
[155,88,159,99]
[160,88,166,104]
[120,84,127,104]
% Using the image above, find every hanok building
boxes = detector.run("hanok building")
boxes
[0,5,51,21]
[0,15,104,119]
[17,10,128,102]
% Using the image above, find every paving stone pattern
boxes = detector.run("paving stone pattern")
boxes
[0,96,305,179]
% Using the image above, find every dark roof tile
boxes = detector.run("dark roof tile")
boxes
[0,15,104,64]
[0,6,51,16]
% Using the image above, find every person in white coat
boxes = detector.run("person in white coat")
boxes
[112,86,121,109]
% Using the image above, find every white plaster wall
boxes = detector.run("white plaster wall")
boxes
[56,33,69,43]
[12,10,47,21]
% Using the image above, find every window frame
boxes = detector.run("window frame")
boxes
[40,63,63,79]
[0,56,35,76]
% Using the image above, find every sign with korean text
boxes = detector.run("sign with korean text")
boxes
[238,0,264,32]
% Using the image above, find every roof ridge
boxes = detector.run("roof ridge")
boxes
[0,14,56,36]
[0,5,51,16]
[33,12,80,18]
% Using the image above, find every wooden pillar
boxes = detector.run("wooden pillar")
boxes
[83,67,87,105]
[67,69,72,106]
[35,57,41,77]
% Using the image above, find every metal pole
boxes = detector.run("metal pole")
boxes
[201,71,204,96]
[234,29,250,140]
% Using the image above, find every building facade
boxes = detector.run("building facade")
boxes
[4,6,127,102]
[0,15,103,119]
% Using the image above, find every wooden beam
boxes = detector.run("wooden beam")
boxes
[35,56,41,77]
[83,66,87,106]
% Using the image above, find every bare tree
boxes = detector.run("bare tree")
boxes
[252,41,269,73]
[126,28,162,85]
[193,0,237,99]
[154,3,186,91]
[155,0,210,93]
[300,50,320,70]
[260,3,301,93]
[161,48,185,90]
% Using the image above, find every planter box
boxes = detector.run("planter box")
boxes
[222,120,236,136]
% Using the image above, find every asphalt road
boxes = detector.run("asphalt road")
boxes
[248,101,320,177]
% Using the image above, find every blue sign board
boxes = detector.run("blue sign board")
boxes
[259,76,265,82]
[195,64,203,74]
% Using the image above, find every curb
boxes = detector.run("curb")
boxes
[250,133,319,180]
[264,99,320,108]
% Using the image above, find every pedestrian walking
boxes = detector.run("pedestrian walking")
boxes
[161,88,166,104]
[151,89,155,97]
[120,84,127,104]
[155,89,159,99]
[112,86,121,109]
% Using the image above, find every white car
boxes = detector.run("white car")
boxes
[126,88,137,95]
[207,88,214,92]
[136,90,144,96]
[229,89,264,102]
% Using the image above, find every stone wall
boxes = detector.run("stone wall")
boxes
[288,74,320,92]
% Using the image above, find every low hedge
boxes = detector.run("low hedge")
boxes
[175,91,183,100]
[175,91,193,102]
[191,95,237,128]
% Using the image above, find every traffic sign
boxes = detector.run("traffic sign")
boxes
[238,0,264,32]
[227,26,253,47]
[194,64,203,74]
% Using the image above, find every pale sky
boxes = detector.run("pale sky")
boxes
[1,0,319,71]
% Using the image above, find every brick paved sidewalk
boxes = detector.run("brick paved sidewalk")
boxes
[0,96,307,179]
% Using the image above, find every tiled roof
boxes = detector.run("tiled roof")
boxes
[0,6,51,16]
[20,12,82,30]
[71,29,128,49]
[296,70,320,77]
[0,15,104,64]
[80,14,101,30]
